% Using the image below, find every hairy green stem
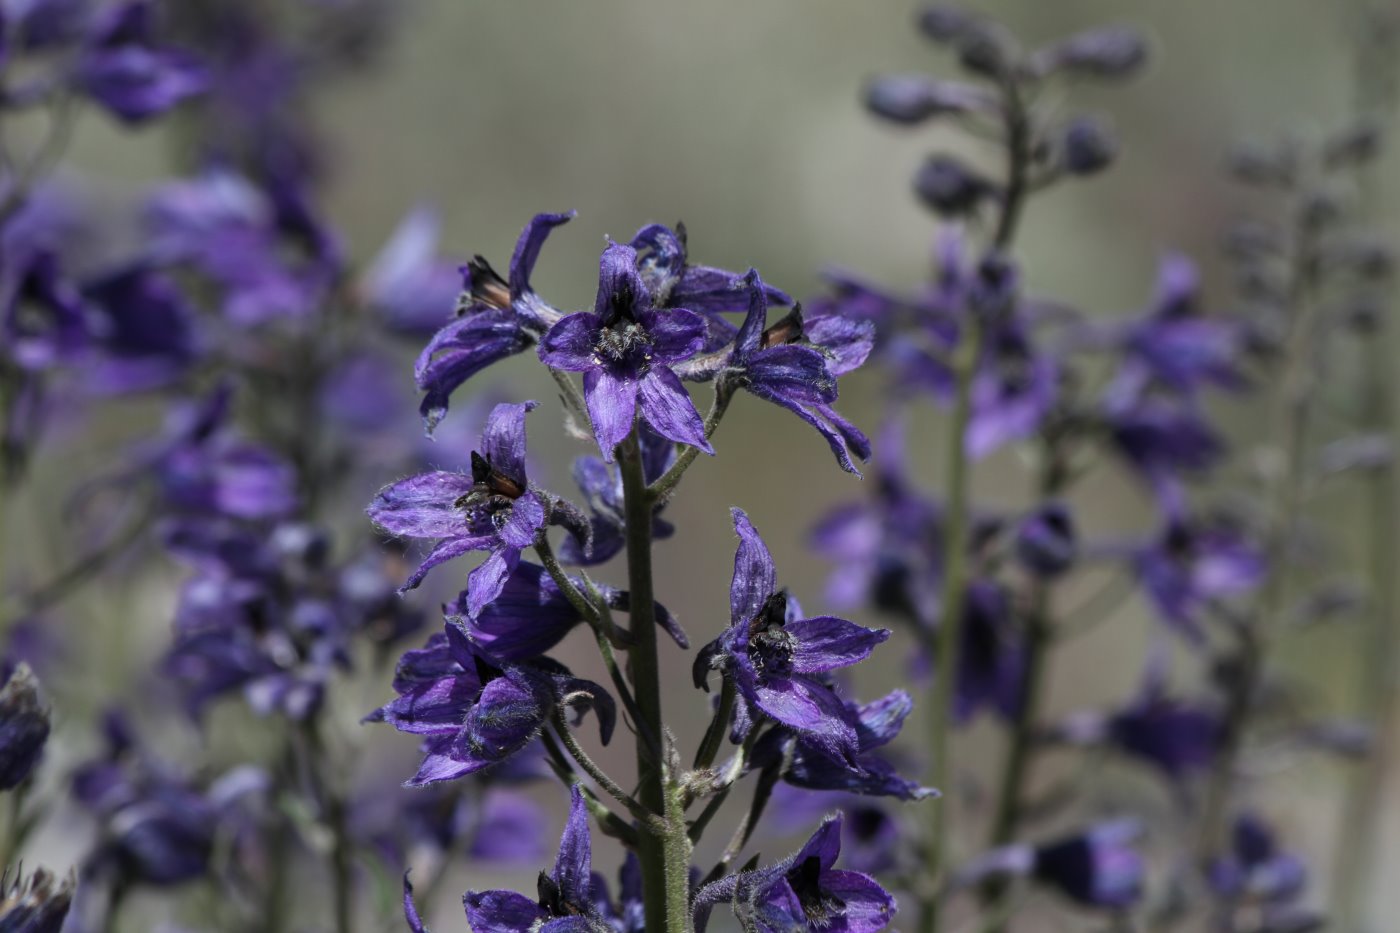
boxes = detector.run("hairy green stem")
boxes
[619,427,693,933]
[550,711,657,829]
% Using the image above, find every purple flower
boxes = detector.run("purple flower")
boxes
[559,425,676,566]
[368,401,549,603]
[0,248,89,372]
[956,579,1026,724]
[1208,815,1310,909]
[361,206,462,335]
[863,74,995,125]
[0,663,50,790]
[76,0,207,124]
[693,815,897,932]
[809,418,942,622]
[767,785,905,875]
[368,624,614,786]
[630,221,792,318]
[0,866,74,933]
[447,784,605,932]
[416,212,573,431]
[591,852,646,933]
[1031,25,1148,79]
[80,263,198,394]
[539,242,711,459]
[1033,820,1145,909]
[719,270,872,474]
[694,509,889,757]
[753,689,936,800]
[463,560,687,662]
[1134,515,1265,643]
[1103,389,1225,509]
[966,313,1060,459]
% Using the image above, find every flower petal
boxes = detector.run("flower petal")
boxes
[638,308,706,363]
[481,401,537,483]
[464,890,550,933]
[509,211,575,299]
[401,535,494,593]
[583,368,639,459]
[539,312,603,372]
[466,547,522,618]
[729,508,776,627]
[368,472,476,538]
[637,368,711,452]
[553,785,593,906]
[593,243,650,318]
[498,493,546,549]
[786,616,889,673]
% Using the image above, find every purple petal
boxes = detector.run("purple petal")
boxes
[539,312,603,372]
[368,472,476,538]
[404,873,427,933]
[819,869,899,932]
[593,243,650,317]
[509,211,575,298]
[415,310,532,432]
[466,547,521,617]
[743,382,864,475]
[583,368,639,459]
[806,313,876,377]
[637,368,711,452]
[481,401,537,483]
[750,675,858,753]
[794,815,845,872]
[745,345,838,405]
[637,308,706,363]
[498,494,546,549]
[467,562,582,661]
[464,890,550,933]
[732,268,768,362]
[553,786,593,905]
[402,535,493,593]
[673,265,792,315]
[461,674,547,758]
[786,617,889,673]
[853,691,914,749]
[729,508,776,627]
[375,676,479,736]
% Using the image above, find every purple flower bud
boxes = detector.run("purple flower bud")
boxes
[76,0,209,124]
[863,75,990,125]
[1015,502,1077,577]
[0,663,50,790]
[1036,26,1148,80]
[914,155,997,218]
[1062,116,1118,176]
[916,5,980,43]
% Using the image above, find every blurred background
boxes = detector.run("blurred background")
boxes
[10,0,1400,928]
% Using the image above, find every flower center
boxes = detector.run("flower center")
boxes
[594,320,653,368]
[747,590,795,676]
[789,856,846,927]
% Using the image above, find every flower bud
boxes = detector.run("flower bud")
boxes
[1036,26,1148,79]
[0,663,50,790]
[1062,116,1118,176]
[913,154,997,218]
[863,75,989,125]
[916,5,980,43]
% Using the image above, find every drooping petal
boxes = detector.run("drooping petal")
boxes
[539,312,603,372]
[481,401,537,483]
[805,313,876,377]
[818,869,899,932]
[404,873,427,933]
[465,547,522,618]
[745,345,839,405]
[374,676,480,736]
[729,508,777,627]
[853,691,914,750]
[402,535,493,593]
[748,675,858,754]
[583,368,639,459]
[367,472,476,538]
[509,211,575,300]
[673,265,792,315]
[553,785,593,906]
[744,382,864,475]
[637,368,711,452]
[415,309,532,432]
[786,617,889,673]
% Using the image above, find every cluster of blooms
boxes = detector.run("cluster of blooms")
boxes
[1,2,1397,933]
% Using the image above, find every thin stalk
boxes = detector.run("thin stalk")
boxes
[549,711,657,829]
[1196,216,1320,862]
[693,678,736,771]
[619,427,692,933]
[300,720,354,933]
[1333,5,1400,924]
[920,71,1031,933]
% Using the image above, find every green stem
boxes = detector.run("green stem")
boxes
[647,384,733,504]
[619,427,693,933]
[1333,6,1400,924]
[550,711,657,829]
[300,720,354,933]
[693,678,736,771]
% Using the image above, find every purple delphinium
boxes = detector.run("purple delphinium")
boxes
[1133,513,1265,643]
[955,578,1027,723]
[693,815,897,932]
[558,424,676,565]
[713,270,874,474]
[368,401,563,603]
[538,242,712,459]
[752,689,936,801]
[367,623,614,786]
[415,212,573,431]
[414,784,603,933]
[1032,821,1146,909]
[75,0,208,124]
[1207,814,1321,932]
[694,509,890,757]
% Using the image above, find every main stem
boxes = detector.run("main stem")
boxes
[1197,220,1318,863]
[918,71,1029,933]
[619,428,692,933]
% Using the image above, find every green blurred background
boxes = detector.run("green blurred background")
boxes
[17,0,1400,928]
